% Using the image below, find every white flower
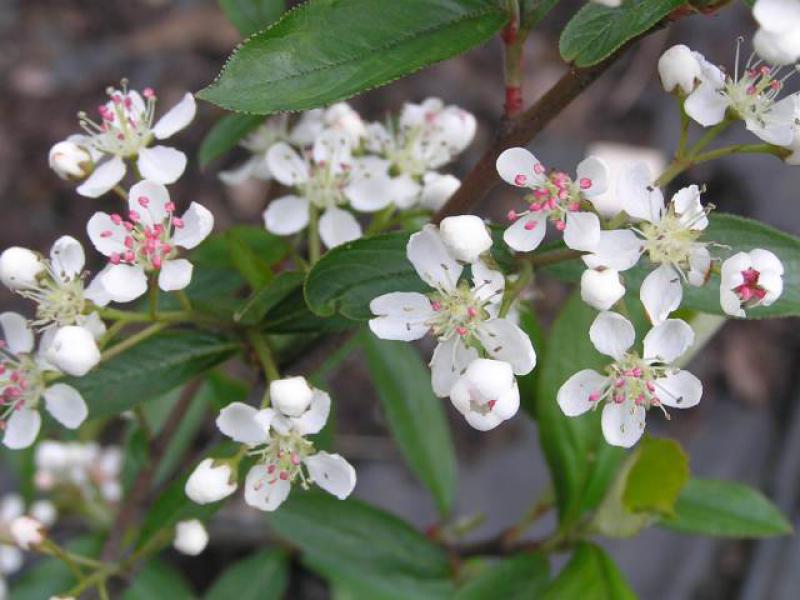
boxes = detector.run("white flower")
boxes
[368,225,535,397]
[753,0,800,65]
[28,501,57,528]
[584,168,712,324]
[720,249,784,317]
[185,458,237,505]
[34,441,122,503]
[496,147,608,253]
[289,103,366,148]
[438,215,493,263]
[173,520,208,556]
[0,313,88,450]
[263,130,375,249]
[48,140,93,181]
[683,46,797,146]
[72,82,196,197]
[0,248,43,291]
[580,268,626,311]
[449,358,519,430]
[218,117,288,186]
[658,45,703,95]
[557,312,702,447]
[87,180,213,302]
[215,379,356,511]
[0,495,25,577]
[9,517,44,550]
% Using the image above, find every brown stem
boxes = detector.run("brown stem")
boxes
[100,378,203,563]
[433,20,674,224]
[502,2,523,119]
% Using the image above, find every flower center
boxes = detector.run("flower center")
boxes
[301,160,350,209]
[104,196,180,271]
[640,212,702,272]
[17,268,87,331]
[587,353,677,415]
[427,282,491,343]
[734,267,768,305]
[724,64,785,127]
[0,349,44,428]
[507,170,588,230]
[248,430,314,489]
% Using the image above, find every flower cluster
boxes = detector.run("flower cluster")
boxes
[35,441,123,504]
[0,493,56,596]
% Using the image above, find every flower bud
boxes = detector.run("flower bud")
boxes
[29,500,57,527]
[269,376,314,417]
[438,215,493,263]
[0,247,44,290]
[45,326,101,377]
[185,458,237,504]
[581,268,626,311]
[48,141,93,181]
[173,519,209,556]
[658,45,702,95]
[10,516,44,549]
[449,358,519,431]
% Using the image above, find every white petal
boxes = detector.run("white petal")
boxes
[476,319,536,375]
[291,389,331,435]
[86,212,128,256]
[387,174,423,209]
[720,252,751,288]
[751,248,784,275]
[76,157,126,198]
[654,370,702,409]
[420,172,459,211]
[50,236,85,282]
[136,146,187,185]
[575,156,609,197]
[640,264,683,325]
[312,130,351,173]
[720,288,746,318]
[344,173,394,212]
[100,264,148,303]
[305,452,356,499]
[174,203,214,249]
[85,269,112,307]
[263,195,310,236]
[266,142,309,186]
[557,369,607,416]
[496,147,545,187]
[0,312,33,355]
[3,409,41,449]
[244,465,291,511]
[407,225,462,292]
[219,156,266,186]
[687,245,711,286]
[753,27,800,66]
[672,185,708,230]
[618,163,664,223]
[319,207,361,249]
[128,180,170,227]
[685,82,729,127]
[563,211,601,252]
[216,402,269,445]
[289,110,325,147]
[43,384,87,429]
[754,0,800,34]
[151,93,196,139]
[601,402,646,448]
[580,268,626,311]
[643,319,695,363]
[368,292,433,341]
[503,213,547,252]
[430,336,478,398]
[582,229,643,271]
[589,311,635,360]
[471,261,505,304]
[158,258,193,292]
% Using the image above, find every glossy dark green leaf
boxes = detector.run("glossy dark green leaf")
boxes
[68,331,238,418]
[226,229,275,289]
[219,0,285,37]
[535,293,624,528]
[541,542,636,600]
[235,271,305,325]
[361,333,457,515]
[205,550,289,600]
[193,225,289,271]
[262,286,357,333]
[198,0,508,113]
[661,478,792,537]
[455,553,549,599]
[198,113,265,167]
[123,561,196,599]
[559,0,684,67]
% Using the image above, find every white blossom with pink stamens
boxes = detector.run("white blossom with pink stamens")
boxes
[368,225,536,398]
[0,313,88,450]
[496,147,609,253]
[64,80,196,198]
[720,248,784,317]
[87,180,213,303]
[213,376,356,512]
[557,311,702,448]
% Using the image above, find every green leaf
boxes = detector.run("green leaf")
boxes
[520,0,560,32]
[193,225,289,271]
[68,331,238,418]
[235,271,305,325]
[622,436,689,516]
[541,542,636,600]
[661,478,792,538]
[123,560,196,599]
[268,492,451,579]
[559,0,684,67]
[361,332,457,515]
[535,293,624,528]
[305,232,426,320]
[10,537,101,600]
[198,113,265,167]
[226,229,274,289]
[219,0,285,37]
[455,553,549,599]
[205,550,289,600]
[262,286,357,333]
[516,304,545,419]
[198,0,508,114]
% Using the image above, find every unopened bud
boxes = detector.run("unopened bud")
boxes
[10,516,45,549]
[658,45,702,95]
[185,458,237,505]
[439,215,493,263]
[0,247,44,290]
[173,519,209,556]
[269,376,314,417]
[45,326,101,377]
[48,141,93,181]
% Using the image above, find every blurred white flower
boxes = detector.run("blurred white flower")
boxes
[185,459,237,505]
[173,519,209,556]
[753,0,800,65]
